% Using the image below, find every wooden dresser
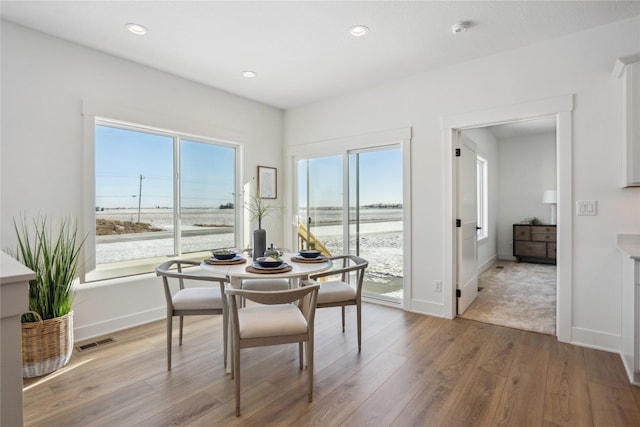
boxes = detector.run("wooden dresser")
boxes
[513,224,557,264]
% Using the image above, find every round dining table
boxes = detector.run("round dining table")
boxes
[200,252,332,289]
[200,252,332,373]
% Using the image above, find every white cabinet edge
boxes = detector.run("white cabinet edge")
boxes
[614,54,640,187]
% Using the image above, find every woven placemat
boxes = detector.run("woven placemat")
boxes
[290,255,328,263]
[246,264,293,274]
[204,257,247,265]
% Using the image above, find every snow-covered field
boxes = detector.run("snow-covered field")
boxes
[96,207,404,298]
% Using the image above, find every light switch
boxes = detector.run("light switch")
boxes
[576,200,597,216]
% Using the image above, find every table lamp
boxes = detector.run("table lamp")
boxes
[542,189,557,225]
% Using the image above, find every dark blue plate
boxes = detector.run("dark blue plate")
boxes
[256,257,284,268]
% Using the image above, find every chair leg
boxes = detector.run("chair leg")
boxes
[299,342,304,370]
[357,301,362,353]
[223,312,228,369]
[179,316,184,345]
[167,315,173,371]
[230,330,234,379]
[341,306,346,332]
[307,338,314,402]
[234,340,241,417]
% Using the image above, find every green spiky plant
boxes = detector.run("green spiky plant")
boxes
[12,215,85,322]
[245,195,283,229]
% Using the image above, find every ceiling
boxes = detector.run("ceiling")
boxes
[2,1,639,110]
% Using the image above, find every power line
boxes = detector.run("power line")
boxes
[137,174,145,223]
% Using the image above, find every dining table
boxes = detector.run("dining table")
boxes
[200,252,332,373]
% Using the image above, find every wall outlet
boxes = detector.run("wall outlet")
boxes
[434,280,442,292]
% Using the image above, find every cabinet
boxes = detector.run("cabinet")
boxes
[618,233,640,385]
[513,224,556,264]
[613,54,640,187]
[1,253,34,427]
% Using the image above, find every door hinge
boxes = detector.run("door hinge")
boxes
[455,148,461,157]
[456,219,461,227]
[456,289,461,298]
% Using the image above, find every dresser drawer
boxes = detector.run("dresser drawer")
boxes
[547,242,557,259]
[531,232,556,242]
[513,225,531,240]
[531,226,555,234]
[514,241,547,258]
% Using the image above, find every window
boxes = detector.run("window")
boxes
[477,155,488,240]
[92,119,238,279]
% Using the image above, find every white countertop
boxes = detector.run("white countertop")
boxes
[1,251,35,284]
[617,234,640,259]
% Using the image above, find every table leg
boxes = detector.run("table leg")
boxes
[226,276,242,374]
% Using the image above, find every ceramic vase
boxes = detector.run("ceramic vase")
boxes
[253,228,266,261]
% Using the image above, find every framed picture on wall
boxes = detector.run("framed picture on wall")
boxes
[258,166,277,199]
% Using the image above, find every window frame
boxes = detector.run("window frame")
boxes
[84,117,242,282]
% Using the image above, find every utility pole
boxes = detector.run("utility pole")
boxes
[137,174,145,223]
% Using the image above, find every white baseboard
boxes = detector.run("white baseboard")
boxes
[498,253,516,261]
[409,298,445,318]
[477,255,497,274]
[74,307,165,342]
[620,352,640,385]
[571,326,620,354]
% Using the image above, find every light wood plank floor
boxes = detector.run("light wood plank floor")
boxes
[23,303,640,426]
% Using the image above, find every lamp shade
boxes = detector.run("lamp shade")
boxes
[542,189,557,204]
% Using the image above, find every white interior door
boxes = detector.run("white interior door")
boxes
[457,133,478,314]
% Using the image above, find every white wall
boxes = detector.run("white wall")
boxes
[497,132,557,260]
[284,17,640,351]
[0,22,284,341]
[461,128,499,272]
[4,17,640,352]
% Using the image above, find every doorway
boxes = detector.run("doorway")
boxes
[442,95,573,342]
[457,119,558,335]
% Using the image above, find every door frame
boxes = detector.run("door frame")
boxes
[442,95,573,343]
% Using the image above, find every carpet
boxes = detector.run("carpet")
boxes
[458,260,556,335]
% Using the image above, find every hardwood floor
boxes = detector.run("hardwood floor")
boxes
[23,303,640,426]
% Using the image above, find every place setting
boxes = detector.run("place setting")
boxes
[290,249,328,263]
[204,249,247,265]
[246,255,292,274]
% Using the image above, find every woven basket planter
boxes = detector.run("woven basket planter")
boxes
[22,310,74,378]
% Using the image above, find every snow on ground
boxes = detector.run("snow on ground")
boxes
[96,208,404,297]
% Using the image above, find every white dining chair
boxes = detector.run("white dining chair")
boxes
[225,283,320,417]
[303,254,368,352]
[156,259,228,370]
[240,247,291,295]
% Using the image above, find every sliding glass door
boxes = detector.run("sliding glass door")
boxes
[297,155,344,256]
[349,148,403,301]
[296,145,403,303]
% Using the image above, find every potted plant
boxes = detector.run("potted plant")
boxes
[10,215,85,378]
[245,195,282,260]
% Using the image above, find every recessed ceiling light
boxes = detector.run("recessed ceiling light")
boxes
[125,23,149,35]
[242,71,257,78]
[349,25,369,37]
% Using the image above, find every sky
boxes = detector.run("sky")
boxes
[95,125,235,209]
[96,124,402,210]
[298,149,403,208]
